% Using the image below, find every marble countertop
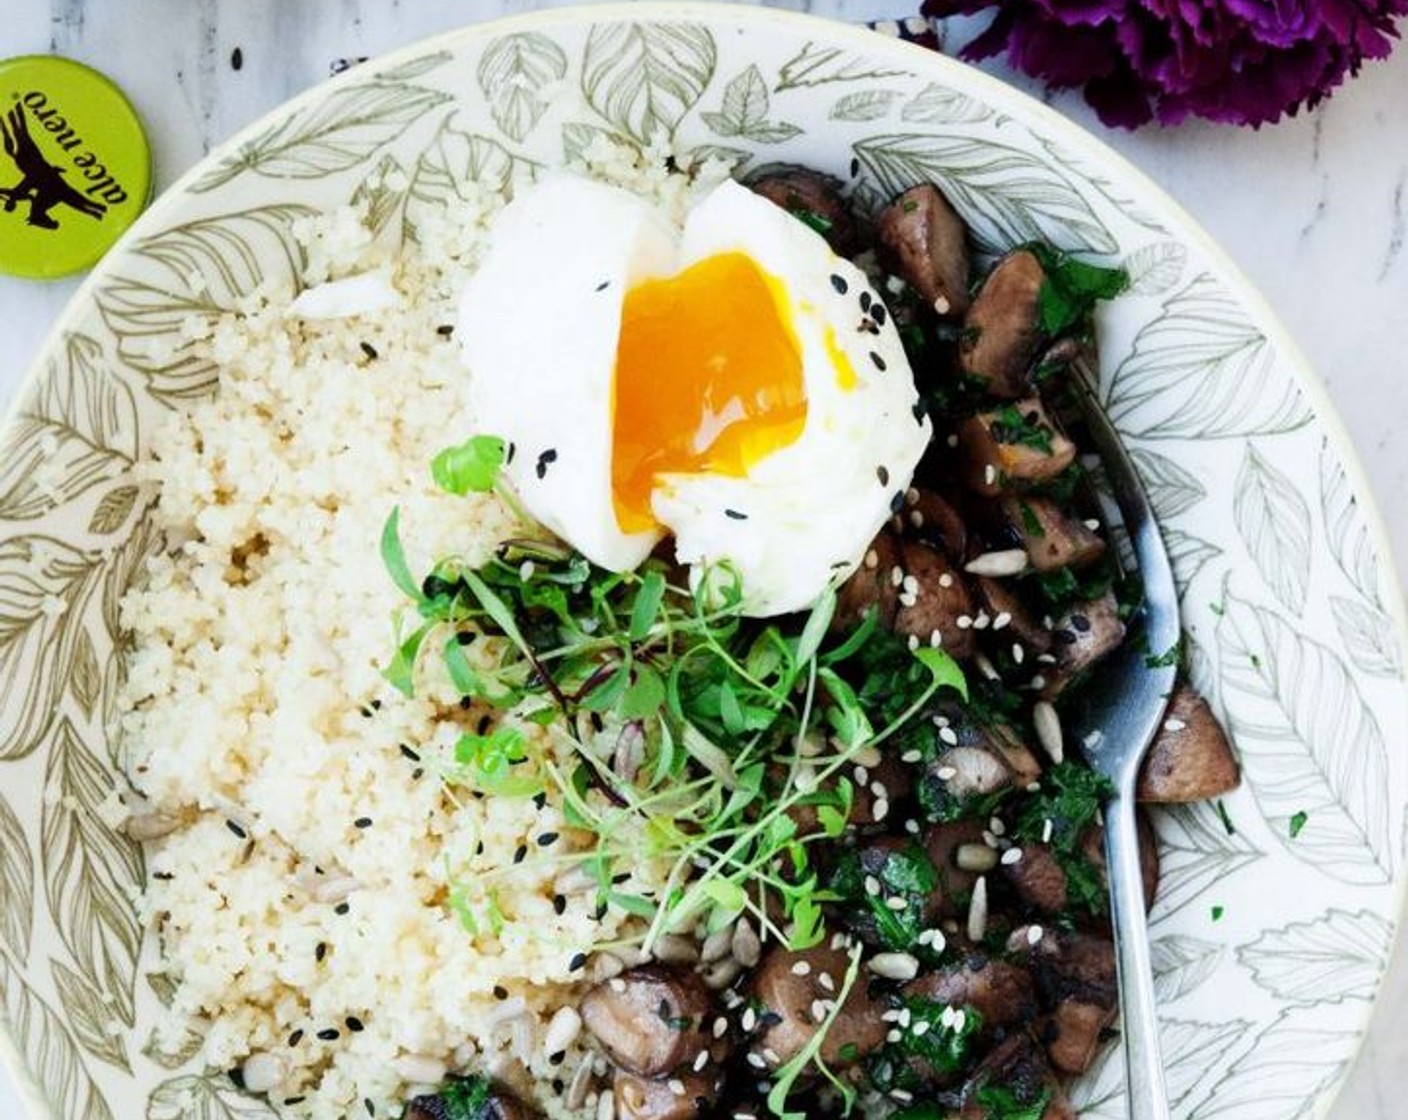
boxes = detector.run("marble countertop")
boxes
[1,1,1406,1117]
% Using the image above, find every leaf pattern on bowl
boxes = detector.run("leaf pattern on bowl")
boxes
[0,10,1401,1120]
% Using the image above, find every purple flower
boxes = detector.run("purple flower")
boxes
[922,0,1408,126]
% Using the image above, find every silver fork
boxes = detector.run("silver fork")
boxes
[1065,358,1178,1120]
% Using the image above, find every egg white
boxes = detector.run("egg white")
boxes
[458,175,673,572]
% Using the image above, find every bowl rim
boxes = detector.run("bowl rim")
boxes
[5,5,1405,1118]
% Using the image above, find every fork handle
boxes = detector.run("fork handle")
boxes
[1105,789,1171,1120]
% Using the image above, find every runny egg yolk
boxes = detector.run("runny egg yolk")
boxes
[611,252,809,534]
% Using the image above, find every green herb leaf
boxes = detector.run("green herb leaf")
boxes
[1031,245,1129,337]
[913,647,969,700]
[619,664,666,720]
[380,507,421,600]
[795,585,837,667]
[628,569,667,642]
[973,1084,1052,1120]
[383,620,433,696]
[431,434,506,495]
[1289,810,1308,838]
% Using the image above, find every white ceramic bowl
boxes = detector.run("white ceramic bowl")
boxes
[1,6,1404,1118]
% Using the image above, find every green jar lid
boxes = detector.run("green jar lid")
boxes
[0,55,152,280]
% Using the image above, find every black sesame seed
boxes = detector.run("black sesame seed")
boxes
[365,1099,376,1118]
[476,714,493,734]
[876,465,890,487]
[317,1028,340,1041]
[532,791,547,810]
[231,47,244,71]
[849,156,860,178]
[505,441,516,465]
[724,508,748,521]
[1070,614,1091,633]
[912,400,926,424]
[513,844,528,864]
[889,491,905,515]
[353,817,373,829]
[289,1029,304,1046]
[595,280,611,292]
[612,872,631,884]
[569,952,588,971]
[535,448,558,479]
[553,894,567,915]
[411,767,424,780]
[436,324,455,337]
[359,705,374,718]
[455,630,475,646]
[283,1099,306,1108]
[860,290,872,312]
[225,820,247,839]
[871,302,887,326]
[359,341,379,360]
[315,942,327,961]
[537,831,559,847]
[1054,630,1078,646]
[346,1016,365,1033]
[334,901,350,916]
[870,351,887,371]
[830,274,848,295]
[153,870,174,881]
[552,1079,565,1095]
[230,1068,247,1091]
[549,1051,566,1066]
[476,840,485,856]
[594,901,608,920]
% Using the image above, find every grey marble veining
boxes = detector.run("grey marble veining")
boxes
[1,2,1407,1117]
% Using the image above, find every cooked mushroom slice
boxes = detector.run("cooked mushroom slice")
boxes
[894,538,977,659]
[901,488,968,563]
[613,1069,722,1120]
[875,184,971,319]
[974,576,1052,657]
[958,399,1076,497]
[985,723,1043,789]
[580,966,712,1077]
[1137,685,1240,803]
[405,1077,543,1120]
[749,944,887,1070]
[748,168,859,256]
[921,819,988,917]
[834,529,903,634]
[1042,593,1125,699]
[1001,497,1105,574]
[1014,929,1117,1076]
[958,250,1047,399]
[956,1032,1075,1120]
[1001,844,1069,914]
[928,744,1013,803]
[904,956,1037,1041]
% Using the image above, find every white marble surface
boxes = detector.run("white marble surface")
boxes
[1,1,1406,1117]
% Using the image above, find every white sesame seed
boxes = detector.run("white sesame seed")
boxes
[902,575,919,595]
[909,510,926,528]
[898,591,918,608]
[609,978,627,993]
[791,960,812,976]
[868,952,921,980]
[746,1052,767,1070]
[864,548,879,570]
[519,560,536,581]
[741,1007,757,1032]
[928,929,947,953]
[993,612,1012,630]
[934,295,951,315]
[885,895,909,910]
[817,972,836,992]
[873,798,891,822]
[938,572,954,588]
[890,565,905,588]
[967,877,989,943]
[963,549,1028,578]
[974,653,1000,680]
[906,488,920,505]
[983,464,997,486]
[897,1008,912,1028]
[1027,925,1045,946]
[891,1088,915,1103]
[940,1005,957,1029]
[901,749,923,764]
[1037,652,1057,664]
[989,816,1006,836]
[982,830,999,848]
[1012,642,1025,665]
[1041,818,1054,844]
[713,1017,729,1039]
[929,628,943,647]
[544,1006,583,1056]
[886,1029,902,1044]
[854,765,870,785]
[952,1009,968,1033]
[1001,847,1023,866]
[904,818,920,835]
[694,1050,711,1072]
[1084,518,1101,531]
[1164,717,1188,732]
[946,433,960,448]
[972,611,991,630]
[1029,674,1047,690]
[938,726,958,746]
[956,614,974,629]
[936,766,957,781]
[912,1020,931,1037]
[907,634,920,651]
[882,1009,903,1023]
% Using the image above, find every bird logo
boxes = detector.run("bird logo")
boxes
[0,103,106,230]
